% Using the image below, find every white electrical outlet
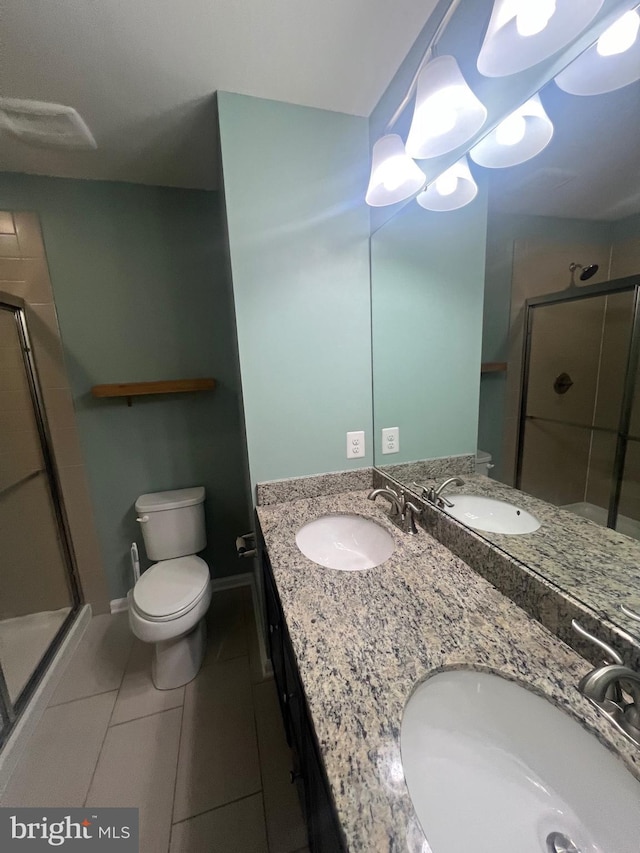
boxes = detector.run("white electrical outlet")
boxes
[347,430,365,459]
[382,426,399,455]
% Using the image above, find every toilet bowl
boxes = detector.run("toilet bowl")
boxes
[129,487,212,690]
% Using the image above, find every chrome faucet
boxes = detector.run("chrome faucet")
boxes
[367,486,422,535]
[572,620,640,747]
[368,486,403,518]
[414,476,465,508]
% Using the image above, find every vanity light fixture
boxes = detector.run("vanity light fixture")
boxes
[415,156,478,212]
[405,56,487,160]
[469,94,553,168]
[477,0,604,77]
[365,134,426,207]
[555,6,640,95]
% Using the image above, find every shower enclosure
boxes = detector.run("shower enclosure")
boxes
[516,274,640,539]
[0,294,81,745]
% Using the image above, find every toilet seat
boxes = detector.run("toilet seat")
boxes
[132,555,209,622]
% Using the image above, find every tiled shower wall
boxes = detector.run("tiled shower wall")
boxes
[503,232,640,517]
[0,211,109,613]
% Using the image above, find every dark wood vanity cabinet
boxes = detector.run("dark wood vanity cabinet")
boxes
[259,537,346,853]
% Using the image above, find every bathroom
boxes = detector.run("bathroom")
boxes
[1,0,640,851]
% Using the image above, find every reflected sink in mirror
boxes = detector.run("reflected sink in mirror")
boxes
[295,514,394,571]
[444,494,540,535]
[401,670,640,853]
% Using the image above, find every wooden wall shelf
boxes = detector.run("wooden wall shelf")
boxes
[91,378,216,405]
[481,362,507,374]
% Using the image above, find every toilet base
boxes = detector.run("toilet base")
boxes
[152,618,207,690]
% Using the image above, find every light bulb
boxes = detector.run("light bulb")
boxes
[516,0,556,37]
[379,156,409,192]
[418,87,463,138]
[597,9,640,57]
[435,172,458,196]
[495,113,527,146]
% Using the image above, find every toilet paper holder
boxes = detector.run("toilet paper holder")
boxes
[236,531,256,558]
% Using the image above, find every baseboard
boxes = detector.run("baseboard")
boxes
[0,605,91,797]
[210,572,254,592]
[110,570,272,678]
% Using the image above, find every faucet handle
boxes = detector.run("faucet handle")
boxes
[412,481,432,499]
[404,501,423,535]
[621,604,640,623]
[572,620,623,666]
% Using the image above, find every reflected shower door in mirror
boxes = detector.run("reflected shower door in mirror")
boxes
[370,8,640,639]
[517,281,640,538]
[0,299,79,730]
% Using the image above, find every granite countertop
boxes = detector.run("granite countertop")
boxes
[257,488,640,853]
[405,474,640,627]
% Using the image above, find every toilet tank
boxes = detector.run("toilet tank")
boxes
[475,450,494,477]
[135,487,206,561]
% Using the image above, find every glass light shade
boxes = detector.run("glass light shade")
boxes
[469,94,554,168]
[365,134,426,207]
[477,0,604,77]
[416,156,478,212]
[555,9,640,95]
[405,56,487,160]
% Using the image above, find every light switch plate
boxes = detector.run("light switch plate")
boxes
[382,427,399,455]
[347,430,365,459]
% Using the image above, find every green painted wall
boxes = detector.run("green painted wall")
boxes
[0,173,251,600]
[371,182,489,464]
[218,92,372,487]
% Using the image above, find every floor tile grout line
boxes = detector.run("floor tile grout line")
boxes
[250,663,272,852]
[169,693,187,827]
[83,706,181,810]
[200,649,250,671]
[46,686,120,710]
[170,789,264,827]
[108,701,185,730]
[82,632,136,807]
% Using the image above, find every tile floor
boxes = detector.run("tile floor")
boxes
[1,586,310,853]
[0,606,71,701]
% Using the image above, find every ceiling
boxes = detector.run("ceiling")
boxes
[0,0,440,190]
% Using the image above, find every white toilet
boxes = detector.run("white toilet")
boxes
[128,486,212,690]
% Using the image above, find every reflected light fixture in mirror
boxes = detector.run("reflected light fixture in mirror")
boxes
[470,93,554,168]
[416,155,478,211]
[555,6,640,95]
[405,56,487,160]
[477,0,604,77]
[365,134,426,207]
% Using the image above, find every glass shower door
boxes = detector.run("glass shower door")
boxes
[518,287,636,530]
[0,300,79,729]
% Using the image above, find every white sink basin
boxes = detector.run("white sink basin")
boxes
[295,513,394,571]
[444,494,540,534]
[401,670,640,853]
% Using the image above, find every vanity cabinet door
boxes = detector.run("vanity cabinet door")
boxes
[258,523,345,853]
[261,546,292,746]
[302,727,346,853]
[281,622,345,851]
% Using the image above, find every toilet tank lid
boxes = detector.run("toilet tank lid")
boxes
[476,450,492,464]
[135,486,205,513]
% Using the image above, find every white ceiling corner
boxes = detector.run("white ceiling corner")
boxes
[0,0,440,189]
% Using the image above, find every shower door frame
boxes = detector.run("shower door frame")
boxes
[515,274,640,531]
[0,293,82,742]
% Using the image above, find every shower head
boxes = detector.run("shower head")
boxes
[569,262,599,285]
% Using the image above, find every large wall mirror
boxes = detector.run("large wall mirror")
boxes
[371,0,640,636]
